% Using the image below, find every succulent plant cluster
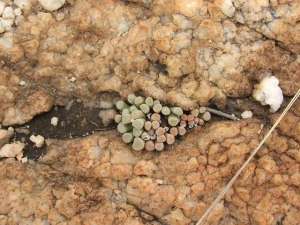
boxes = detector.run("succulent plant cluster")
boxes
[114,94,211,151]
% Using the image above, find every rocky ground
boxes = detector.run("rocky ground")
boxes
[0,0,299,225]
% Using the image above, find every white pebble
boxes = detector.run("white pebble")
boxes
[0,1,5,16]
[38,0,65,11]
[29,134,45,148]
[14,8,22,16]
[253,76,283,112]
[2,7,15,19]
[14,0,30,9]
[0,18,14,31]
[19,80,26,86]
[50,117,59,126]
[241,110,253,119]
[70,76,76,82]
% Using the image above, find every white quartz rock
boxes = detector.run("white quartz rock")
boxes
[29,134,45,148]
[0,1,5,16]
[39,0,65,11]
[14,0,30,9]
[2,6,15,19]
[220,0,236,17]
[0,142,25,158]
[253,76,283,113]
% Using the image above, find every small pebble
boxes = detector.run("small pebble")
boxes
[19,80,26,86]
[145,140,155,151]
[2,7,15,19]
[151,120,160,130]
[134,96,144,106]
[140,104,150,114]
[70,77,76,82]
[14,8,22,16]
[145,97,154,106]
[141,132,150,141]
[199,106,206,113]
[122,132,133,143]
[127,94,136,104]
[155,142,164,151]
[168,115,180,127]
[161,106,171,115]
[114,114,122,123]
[241,110,253,119]
[29,134,45,148]
[39,0,65,11]
[50,117,59,126]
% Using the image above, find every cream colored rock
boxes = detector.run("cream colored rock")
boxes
[29,134,45,148]
[0,18,14,31]
[219,0,235,17]
[0,142,24,158]
[241,110,253,119]
[39,0,65,11]
[0,1,5,16]
[14,0,30,9]
[0,129,14,148]
[253,76,283,112]
[2,7,15,19]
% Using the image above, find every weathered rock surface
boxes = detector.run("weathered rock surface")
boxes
[0,0,299,126]
[0,105,299,224]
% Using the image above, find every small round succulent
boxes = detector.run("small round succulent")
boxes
[114,94,210,151]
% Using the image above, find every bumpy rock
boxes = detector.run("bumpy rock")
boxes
[39,0,65,11]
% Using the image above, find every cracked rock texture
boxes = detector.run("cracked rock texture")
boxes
[0,0,300,224]
[0,104,300,225]
[0,0,299,124]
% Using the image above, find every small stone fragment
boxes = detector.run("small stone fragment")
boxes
[187,114,195,122]
[132,137,145,151]
[241,110,253,119]
[19,80,26,86]
[39,0,65,11]
[2,7,15,19]
[166,133,175,145]
[50,117,59,126]
[155,142,164,151]
[0,1,5,16]
[145,140,155,151]
[129,105,138,112]
[0,142,24,158]
[168,115,180,127]
[202,111,211,121]
[0,129,14,148]
[144,121,152,131]
[29,134,45,148]
[122,132,133,143]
